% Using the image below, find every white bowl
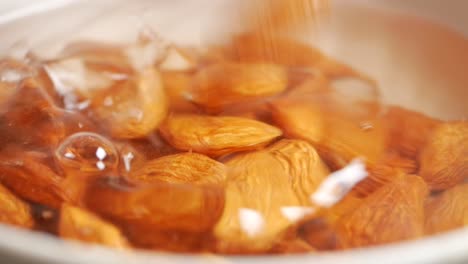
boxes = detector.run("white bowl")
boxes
[0,0,466,263]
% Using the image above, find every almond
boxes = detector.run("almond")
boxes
[190,62,287,112]
[85,177,224,233]
[425,184,468,235]
[337,176,428,248]
[0,184,34,228]
[92,68,168,139]
[215,139,327,252]
[59,204,129,248]
[0,155,69,209]
[129,152,226,185]
[159,114,282,157]
[419,122,468,190]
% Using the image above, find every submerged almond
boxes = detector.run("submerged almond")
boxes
[384,106,441,159]
[92,68,168,139]
[267,139,329,204]
[215,151,301,253]
[190,62,287,112]
[0,155,69,209]
[337,176,428,248]
[271,99,387,170]
[215,140,327,252]
[0,184,34,228]
[59,204,129,248]
[86,177,224,233]
[425,184,468,235]
[129,152,226,185]
[418,122,467,191]
[159,114,282,157]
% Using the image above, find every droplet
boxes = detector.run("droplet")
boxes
[55,132,118,174]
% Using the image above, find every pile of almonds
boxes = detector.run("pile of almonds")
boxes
[0,30,465,254]
[0,0,466,255]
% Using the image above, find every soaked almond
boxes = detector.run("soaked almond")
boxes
[419,122,468,190]
[271,99,387,170]
[215,151,301,253]
[86,177,224,233]
[0,184,34,228]
[159,114,282,157]
[0,155,69,209]
[384,106,441,159]
[59,204,129,248]
[190,62,287,112]
[425,184,468,235]
[215,140,327,253]
[267,139,329,204]
[92,68,168,139]
[129,152,226,185]
[337,176,428,248]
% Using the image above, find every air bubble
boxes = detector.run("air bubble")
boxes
[55,132,118,174]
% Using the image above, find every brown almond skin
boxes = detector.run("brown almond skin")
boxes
[0,184,34,228]
[384,106,441,160]
[215,151,301,253]
[85,177,224,233]
[267,139,329,204]
[337,176,428,248]
[0,155,70,209]
[190,62,287,112]
[425,184,468,235]
[270,99,387,170]
[418,122,468,191]
[92,68,168,139]
[59,204,129,248]
[129,152,226,185]
[159,114,282,157]
[215,139,327,253]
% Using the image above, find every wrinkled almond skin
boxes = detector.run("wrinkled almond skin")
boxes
[384,106,441,160]
[425,184,468,235]
[85,177,224,233]
[267,139,329,204]
[215,140,327,253]
[190,62,287,112]
[352,164,406,197]
[92,68,168,139]
[0,155,69,209]
[59,204,129,248]
[0,184,34,228]
[270,99,387,170]
[418,122,468,191]
[215,151,301,253]
[129,152,226,185]
[337,176,428,248]
[159,114,282,157]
